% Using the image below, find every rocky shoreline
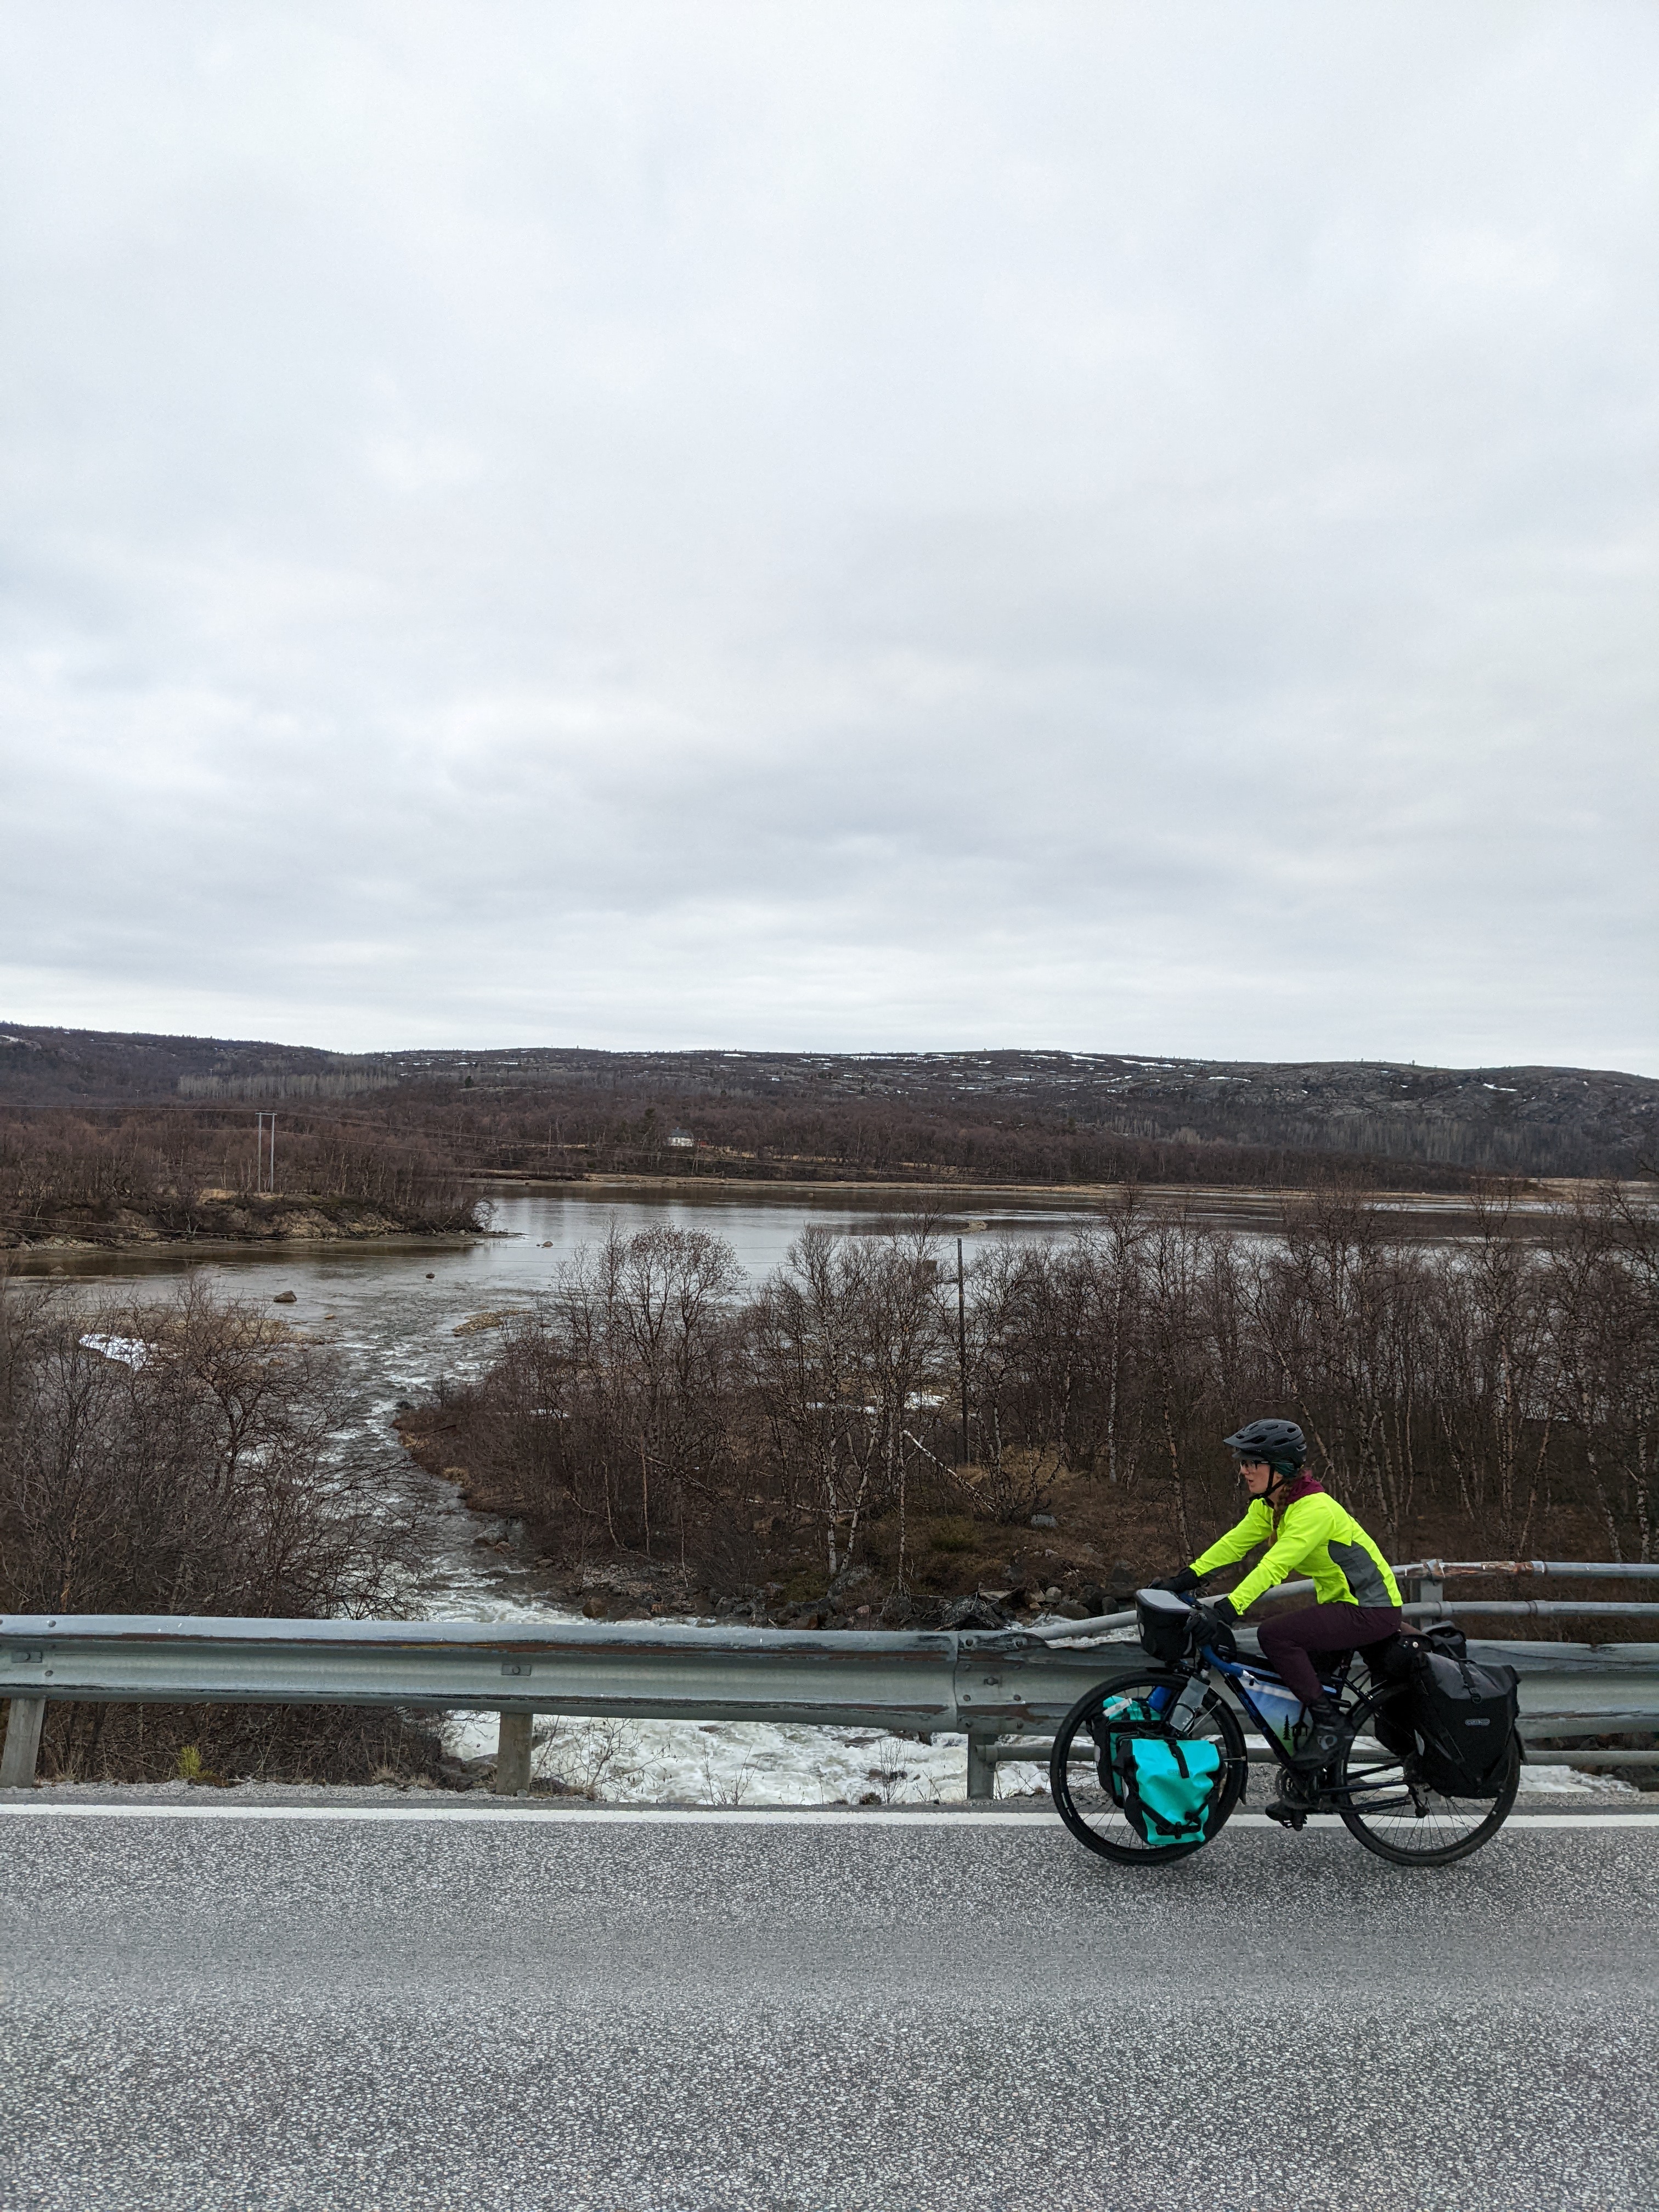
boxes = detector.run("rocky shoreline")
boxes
[528,1553,1137,1635]
[2,1192,483,1253]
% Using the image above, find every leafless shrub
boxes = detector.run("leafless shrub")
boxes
[0,1107,479,1242]
[0,1272,441,1781]
[439,1187,1659,1592]
[0,1277,426,1617]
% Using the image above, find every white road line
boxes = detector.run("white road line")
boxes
[0,1802,1654,1828]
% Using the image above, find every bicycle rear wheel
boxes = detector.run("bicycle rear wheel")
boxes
[1336,1685,1519,1866]
[1049,1671,1247,1865]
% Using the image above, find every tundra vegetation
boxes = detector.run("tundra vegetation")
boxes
[6,1026,1655,1182]
[409,1186,1659,1623]
[0,1277,446,1784]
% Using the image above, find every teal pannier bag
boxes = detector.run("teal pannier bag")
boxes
[1092,1694,1154,1801]
[1109,1731,1225,1848]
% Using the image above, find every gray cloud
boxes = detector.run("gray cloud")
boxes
[2,3,1655,1068]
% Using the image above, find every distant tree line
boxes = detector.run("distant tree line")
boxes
[3,1061,1651,1251]
[316,1070,1654,1184]
[5,1024,1653,1175]
[455,1088,1487,1187]
[271,1080,1500,1191]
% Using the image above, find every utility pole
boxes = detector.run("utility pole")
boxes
[957,1236,970,1465]
[255,1112,277,1194]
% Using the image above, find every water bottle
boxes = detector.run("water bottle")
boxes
[1167,1677,1209,1736]
[1240,1669,1305,1754]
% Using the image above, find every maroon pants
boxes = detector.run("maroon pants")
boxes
[1256,1601,1402,1704]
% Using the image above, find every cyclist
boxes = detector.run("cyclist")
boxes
[1155,1419,1402,1775]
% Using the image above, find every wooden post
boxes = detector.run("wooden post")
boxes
[0,1698,46,1789]
[495,1710,534,1796]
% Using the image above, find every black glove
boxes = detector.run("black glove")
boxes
[1189,1598,1238,1658]
[1151,1566,1202,1596]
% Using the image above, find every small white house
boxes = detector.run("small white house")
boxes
[667,1127,695,1148]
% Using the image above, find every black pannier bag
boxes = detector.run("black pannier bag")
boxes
[1137,1587,1196,1664]
[1391,1621,1470,1668]
[1370,1622,1468,1759]
[1392,1634,1520,1798]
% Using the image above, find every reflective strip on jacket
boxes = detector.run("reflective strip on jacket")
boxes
[1190,1489,1402,1614]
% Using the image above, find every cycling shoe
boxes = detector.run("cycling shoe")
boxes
[1266,1770,1318,1826]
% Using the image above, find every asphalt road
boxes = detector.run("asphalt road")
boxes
[1,1801,1655,2212]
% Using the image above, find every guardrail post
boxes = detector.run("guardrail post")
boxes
[966,1723,997,1803]
[1407,1570,1444,1620]
[495,1711,534,1796]
[0,1697,46,1789]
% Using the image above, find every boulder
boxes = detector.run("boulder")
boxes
[940,1595,1008,1632]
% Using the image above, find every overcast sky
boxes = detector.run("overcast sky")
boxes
[2,4,1655,1072]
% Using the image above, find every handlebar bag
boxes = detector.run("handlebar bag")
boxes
[1136,1587,1196,1664]
[1109,1731,1226,1848]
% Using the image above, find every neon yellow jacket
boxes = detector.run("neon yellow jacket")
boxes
[1191,1486,1401,1615]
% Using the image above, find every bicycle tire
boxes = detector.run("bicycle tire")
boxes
[1335,1684,1520,1866]
[1049,1671,1248,1865]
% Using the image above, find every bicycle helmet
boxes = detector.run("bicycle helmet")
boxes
[1223,1418,1306,1477]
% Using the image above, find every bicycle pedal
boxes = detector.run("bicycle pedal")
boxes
[1265,1801,1308,1830]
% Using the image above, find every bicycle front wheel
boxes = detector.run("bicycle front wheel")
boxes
[1049,1671,1248,1866]
[1336,1685,1519,1866]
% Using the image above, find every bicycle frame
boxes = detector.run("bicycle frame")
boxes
[1139,1641,1418,1815]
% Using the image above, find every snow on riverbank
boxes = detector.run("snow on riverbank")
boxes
[454,1708,996,1807]
[433,1588,1035,1805]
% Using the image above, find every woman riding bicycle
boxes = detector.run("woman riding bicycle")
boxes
[1156,1418,1402,1773]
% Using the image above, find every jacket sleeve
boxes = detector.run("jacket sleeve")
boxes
[1226,1496,1333,1615]
[1190,1500,1272,1579]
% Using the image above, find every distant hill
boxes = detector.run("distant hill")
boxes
[2,1024,1654,1180]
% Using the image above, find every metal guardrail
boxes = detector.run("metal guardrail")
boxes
[3,1559,1654,1799]
[0,1615,1122,1794]
[1030,1558,1659,1643]
[1396,1560,1659,1626]
[1406,1560,1659,1580]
